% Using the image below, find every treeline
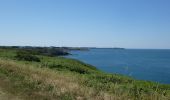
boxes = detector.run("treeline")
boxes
[0,46,69,57]
[0,46,70,62]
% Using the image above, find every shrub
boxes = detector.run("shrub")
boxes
[15,51,40,62]
[48,63,89,74]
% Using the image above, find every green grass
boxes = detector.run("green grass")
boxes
[0,48,170,100]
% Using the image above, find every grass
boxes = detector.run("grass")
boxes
[0,48,170,100]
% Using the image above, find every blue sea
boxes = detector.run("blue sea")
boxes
[66,49,170,84]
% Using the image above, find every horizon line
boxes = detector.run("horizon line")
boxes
[0,45,170,50]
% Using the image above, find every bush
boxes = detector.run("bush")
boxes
[15,51,40,62]
[48,63,89,74]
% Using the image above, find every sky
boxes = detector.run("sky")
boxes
[0,0,170,49]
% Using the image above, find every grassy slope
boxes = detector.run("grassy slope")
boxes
[0,48,170,100]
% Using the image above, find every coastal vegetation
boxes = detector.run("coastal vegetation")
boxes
[0,46,170,100]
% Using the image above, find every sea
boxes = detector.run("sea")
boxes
[66,48,170,84]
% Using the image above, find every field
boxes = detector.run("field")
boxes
[0,47,170,100]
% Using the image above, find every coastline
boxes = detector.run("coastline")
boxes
[0,47,170,99]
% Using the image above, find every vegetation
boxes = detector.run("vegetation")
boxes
[15,51,40,62]
[0,47,170,100]
[0,46,69,56]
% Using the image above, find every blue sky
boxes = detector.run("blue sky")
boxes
[0,0,170,49]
